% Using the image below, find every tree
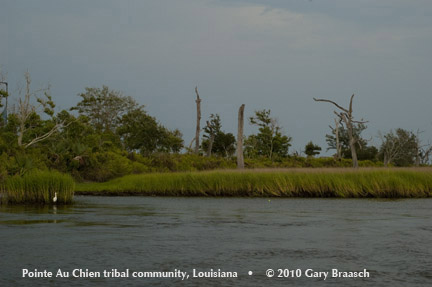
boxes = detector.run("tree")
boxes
[13,72,64,148]
[157,127,184,154]
[305,141,321,157]
[237,104,245,169]
[0,81,8,125]
[203,114,221,157]
[202,114,236,157]
[248,109,292,160]
[194,87,201,155]
[117,107,183,155]
[202,131,236,158]
[379,129,417,166]
[314,95,367,168]
[329,118,342,160]
[325,122,377,161]
[418,144,432,165]
[212,132,236,157]
[71,86,138,132]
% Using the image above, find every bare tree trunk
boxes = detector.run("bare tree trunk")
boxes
[194,87,201,155]
[206,134,215,157]
[237,104,245,169]
[348,125,359,168]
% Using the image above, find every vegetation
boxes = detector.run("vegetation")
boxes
[245,109,292,160]
[1,71,432,202]
[202,114,236,157]
[326,123,378,161]
[379,129,418,166]
[1,170,75,204]
[305,141,321,157]
[75,168,432,198]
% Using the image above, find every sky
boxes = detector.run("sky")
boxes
[1,0,432,155]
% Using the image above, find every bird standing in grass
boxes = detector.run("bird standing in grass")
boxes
[53,192,57,203]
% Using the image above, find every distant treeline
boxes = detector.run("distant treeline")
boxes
[0,73,431,182]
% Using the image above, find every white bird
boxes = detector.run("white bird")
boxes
[53,192,58,203]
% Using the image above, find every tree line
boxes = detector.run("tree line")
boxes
[0,72,430,181]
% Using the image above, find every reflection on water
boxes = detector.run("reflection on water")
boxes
[1,197,431,287]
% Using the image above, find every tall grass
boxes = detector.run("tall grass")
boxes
[1,171,75,204]
[75,168,432,198]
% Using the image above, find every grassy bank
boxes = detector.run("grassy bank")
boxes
[0,171,75,204]
[75,168,432,198]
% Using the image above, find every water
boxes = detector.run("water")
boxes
[1,196,431,286]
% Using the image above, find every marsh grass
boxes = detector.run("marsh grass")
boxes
[1,171,75,204]
[75,168,432,198]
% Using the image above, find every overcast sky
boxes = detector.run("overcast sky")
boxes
[1,0,432,155]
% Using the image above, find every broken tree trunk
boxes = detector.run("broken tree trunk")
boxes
[194,87,201,155]
[237,104,245,169]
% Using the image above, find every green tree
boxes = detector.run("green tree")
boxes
[157,127,184,154]
[325,123,377,161]
[305,141,321,157]
[71,86,138,132]
[202,131,236,157]
[247,109,292,160]
[117,107,183,155]
[202,114,222,156]
[379,129,417,166]
[213,132,236,157]
[201,114,236,158]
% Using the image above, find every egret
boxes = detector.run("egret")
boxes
[53,192,58,203]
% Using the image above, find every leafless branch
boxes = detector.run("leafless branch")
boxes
[314,97,349,113]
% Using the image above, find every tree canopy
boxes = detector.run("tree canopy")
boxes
[71,86,138,132]
[245,109,292,160]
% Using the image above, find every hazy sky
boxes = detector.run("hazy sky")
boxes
[1,0,432,155]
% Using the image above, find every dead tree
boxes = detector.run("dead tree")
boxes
[314,94,367,168]
[194,86,201,155]
[237,104,245,169]
[16,71,64,148]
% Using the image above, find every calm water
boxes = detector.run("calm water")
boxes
[0,196,431,287]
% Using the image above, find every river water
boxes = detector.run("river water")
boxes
[0,196,431,286]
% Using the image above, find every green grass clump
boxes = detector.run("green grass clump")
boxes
[75,168,432,198]
[1,171,75,204]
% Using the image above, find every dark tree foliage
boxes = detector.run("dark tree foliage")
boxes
[203,114,222,156]
[202,131,236,157]
[246,109,292,159]
[117,107,183,155]
[201,114,236,157]
[326,123,377,161]
[305,141,321,157]
[71,86,138,132]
